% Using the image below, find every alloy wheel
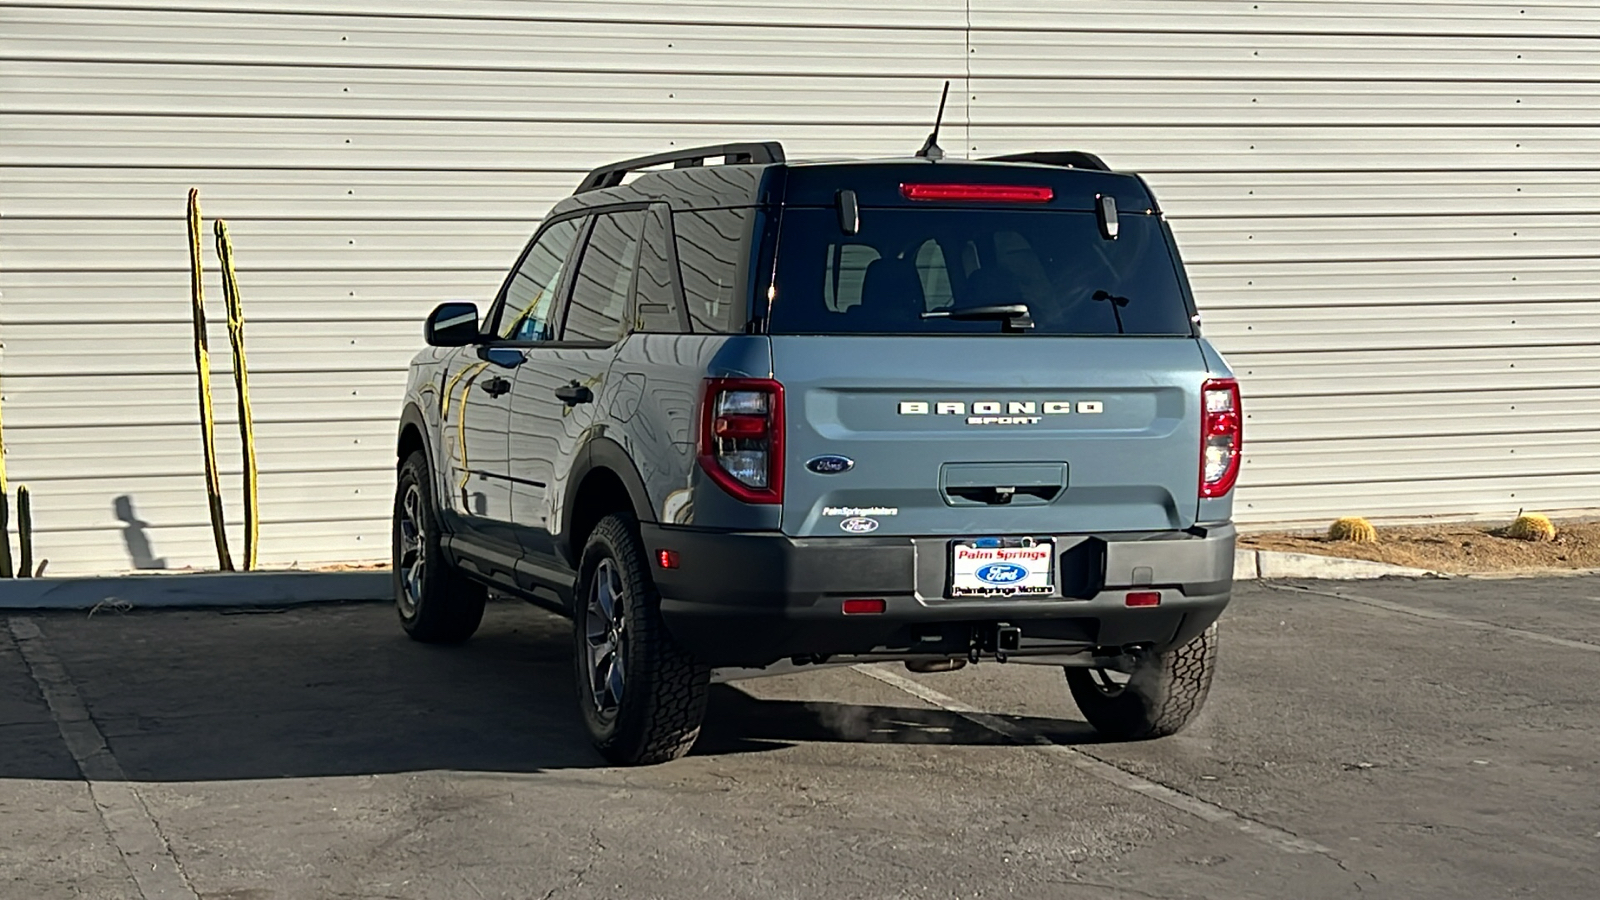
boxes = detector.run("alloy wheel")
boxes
[1086,666,1133,697]
[584,559,628,716]
[397,482,426,617]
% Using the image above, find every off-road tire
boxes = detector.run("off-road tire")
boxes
[1065,622,1218,740]
[574,513,710,766]
[393,450,486,644]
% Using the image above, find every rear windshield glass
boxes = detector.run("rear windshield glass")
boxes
[766,209,1192,336]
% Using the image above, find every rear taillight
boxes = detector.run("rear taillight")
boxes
[1200,378,1242,498]
[699,378,784,504]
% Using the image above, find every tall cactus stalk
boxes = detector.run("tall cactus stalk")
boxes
[0,491,11,578]
[216,219,259,570]
[16,485,32,579]
[188,189,233,571]
[0,372,9,577]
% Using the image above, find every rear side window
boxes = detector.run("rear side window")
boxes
[563,209,644,344]
[768,209,1193,336]
[674,208,750,333]
[634,204,684,333]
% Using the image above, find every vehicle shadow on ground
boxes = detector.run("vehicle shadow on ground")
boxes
[0,602,1092,782]
[695,685,1099,755]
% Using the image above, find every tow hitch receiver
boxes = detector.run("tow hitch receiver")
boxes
[970,623,1024,663]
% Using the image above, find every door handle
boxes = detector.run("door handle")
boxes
[554,380,593,406]
[479,375,511,398]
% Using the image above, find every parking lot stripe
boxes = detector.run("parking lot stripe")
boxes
[1270,584,1600,654]
[853,663,1334,857]
[7,617,201,900]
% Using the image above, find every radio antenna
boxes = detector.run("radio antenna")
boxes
[915,80,951,161]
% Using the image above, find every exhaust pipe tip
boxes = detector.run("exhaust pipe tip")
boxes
[904,658,968,674]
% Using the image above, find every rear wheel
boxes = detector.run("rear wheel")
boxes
[574,513,709,765]
[393,450,486,644]
[1065,623,1217,740]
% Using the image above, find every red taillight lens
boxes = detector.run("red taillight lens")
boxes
[842,598,886,615]
[1200,378,1243,498]
[1125,591,1162,608]
[900,183,1055,203]
[699,378,784,504]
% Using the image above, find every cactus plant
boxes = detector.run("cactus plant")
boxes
[1505,513,1557,542]
[1328,517,1378,543]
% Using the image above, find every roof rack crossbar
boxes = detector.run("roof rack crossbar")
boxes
[574,142,786,193]
[982,151,1111,172]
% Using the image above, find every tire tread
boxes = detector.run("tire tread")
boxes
[579,514,710,765]
[1066,623,1218,740]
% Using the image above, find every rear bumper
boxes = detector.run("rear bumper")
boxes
[643,523,1235,668]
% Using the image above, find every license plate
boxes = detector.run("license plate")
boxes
[949,538,1055,597]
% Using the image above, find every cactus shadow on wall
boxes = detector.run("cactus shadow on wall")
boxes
[114,495,168,570]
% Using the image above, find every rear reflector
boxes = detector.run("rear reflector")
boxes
[842,598,887,615]
[713,414,769,439]
[1125,591,1162,608]
[657,549,680,569]
[900,183,1055,203]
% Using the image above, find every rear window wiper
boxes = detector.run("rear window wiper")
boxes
[922,303,1035,333]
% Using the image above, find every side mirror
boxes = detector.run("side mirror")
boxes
[424,302,480,347]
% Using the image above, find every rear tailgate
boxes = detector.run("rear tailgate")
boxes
[773,335,1210,537]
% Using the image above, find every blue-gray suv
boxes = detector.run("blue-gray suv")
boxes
[393,141,1242,765]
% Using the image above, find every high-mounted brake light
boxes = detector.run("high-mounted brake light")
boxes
[1199,378,1243,498]
[699,378,784,504]
[900,183,1055,203]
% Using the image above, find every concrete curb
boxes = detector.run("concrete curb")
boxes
[0,571,390,610]
[1235,549,1439,581]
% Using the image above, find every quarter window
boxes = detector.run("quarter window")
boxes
[674,208,750,333]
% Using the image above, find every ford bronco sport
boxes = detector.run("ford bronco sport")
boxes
[393,140,1241,765]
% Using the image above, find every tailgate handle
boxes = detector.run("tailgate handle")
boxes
[946,484,1060,506]
[940,462,1066,508]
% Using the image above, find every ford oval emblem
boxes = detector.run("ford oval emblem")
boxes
[806,454,855,475]
[839,517,879,534]
[974,563,1028,585]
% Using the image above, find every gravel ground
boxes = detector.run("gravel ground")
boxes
[3,576,1598,899]
[1241,521,1600,574]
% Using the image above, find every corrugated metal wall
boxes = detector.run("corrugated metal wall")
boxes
[966,1,1600,529]
[2,1,1597,574]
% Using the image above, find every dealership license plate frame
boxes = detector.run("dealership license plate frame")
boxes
[948,537,1056,597]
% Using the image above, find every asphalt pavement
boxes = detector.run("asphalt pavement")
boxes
[3,575,1597,899]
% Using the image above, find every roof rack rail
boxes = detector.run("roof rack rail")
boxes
[574,142,786,193]
[982,150,1110,172]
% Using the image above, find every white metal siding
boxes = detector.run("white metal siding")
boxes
[969,2,1600,528]
[2,1,1598,574]
[0,0,971,574]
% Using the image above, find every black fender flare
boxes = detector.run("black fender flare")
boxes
[396,401,451,531]
[558,436,657,557]
[397,402,435,473]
